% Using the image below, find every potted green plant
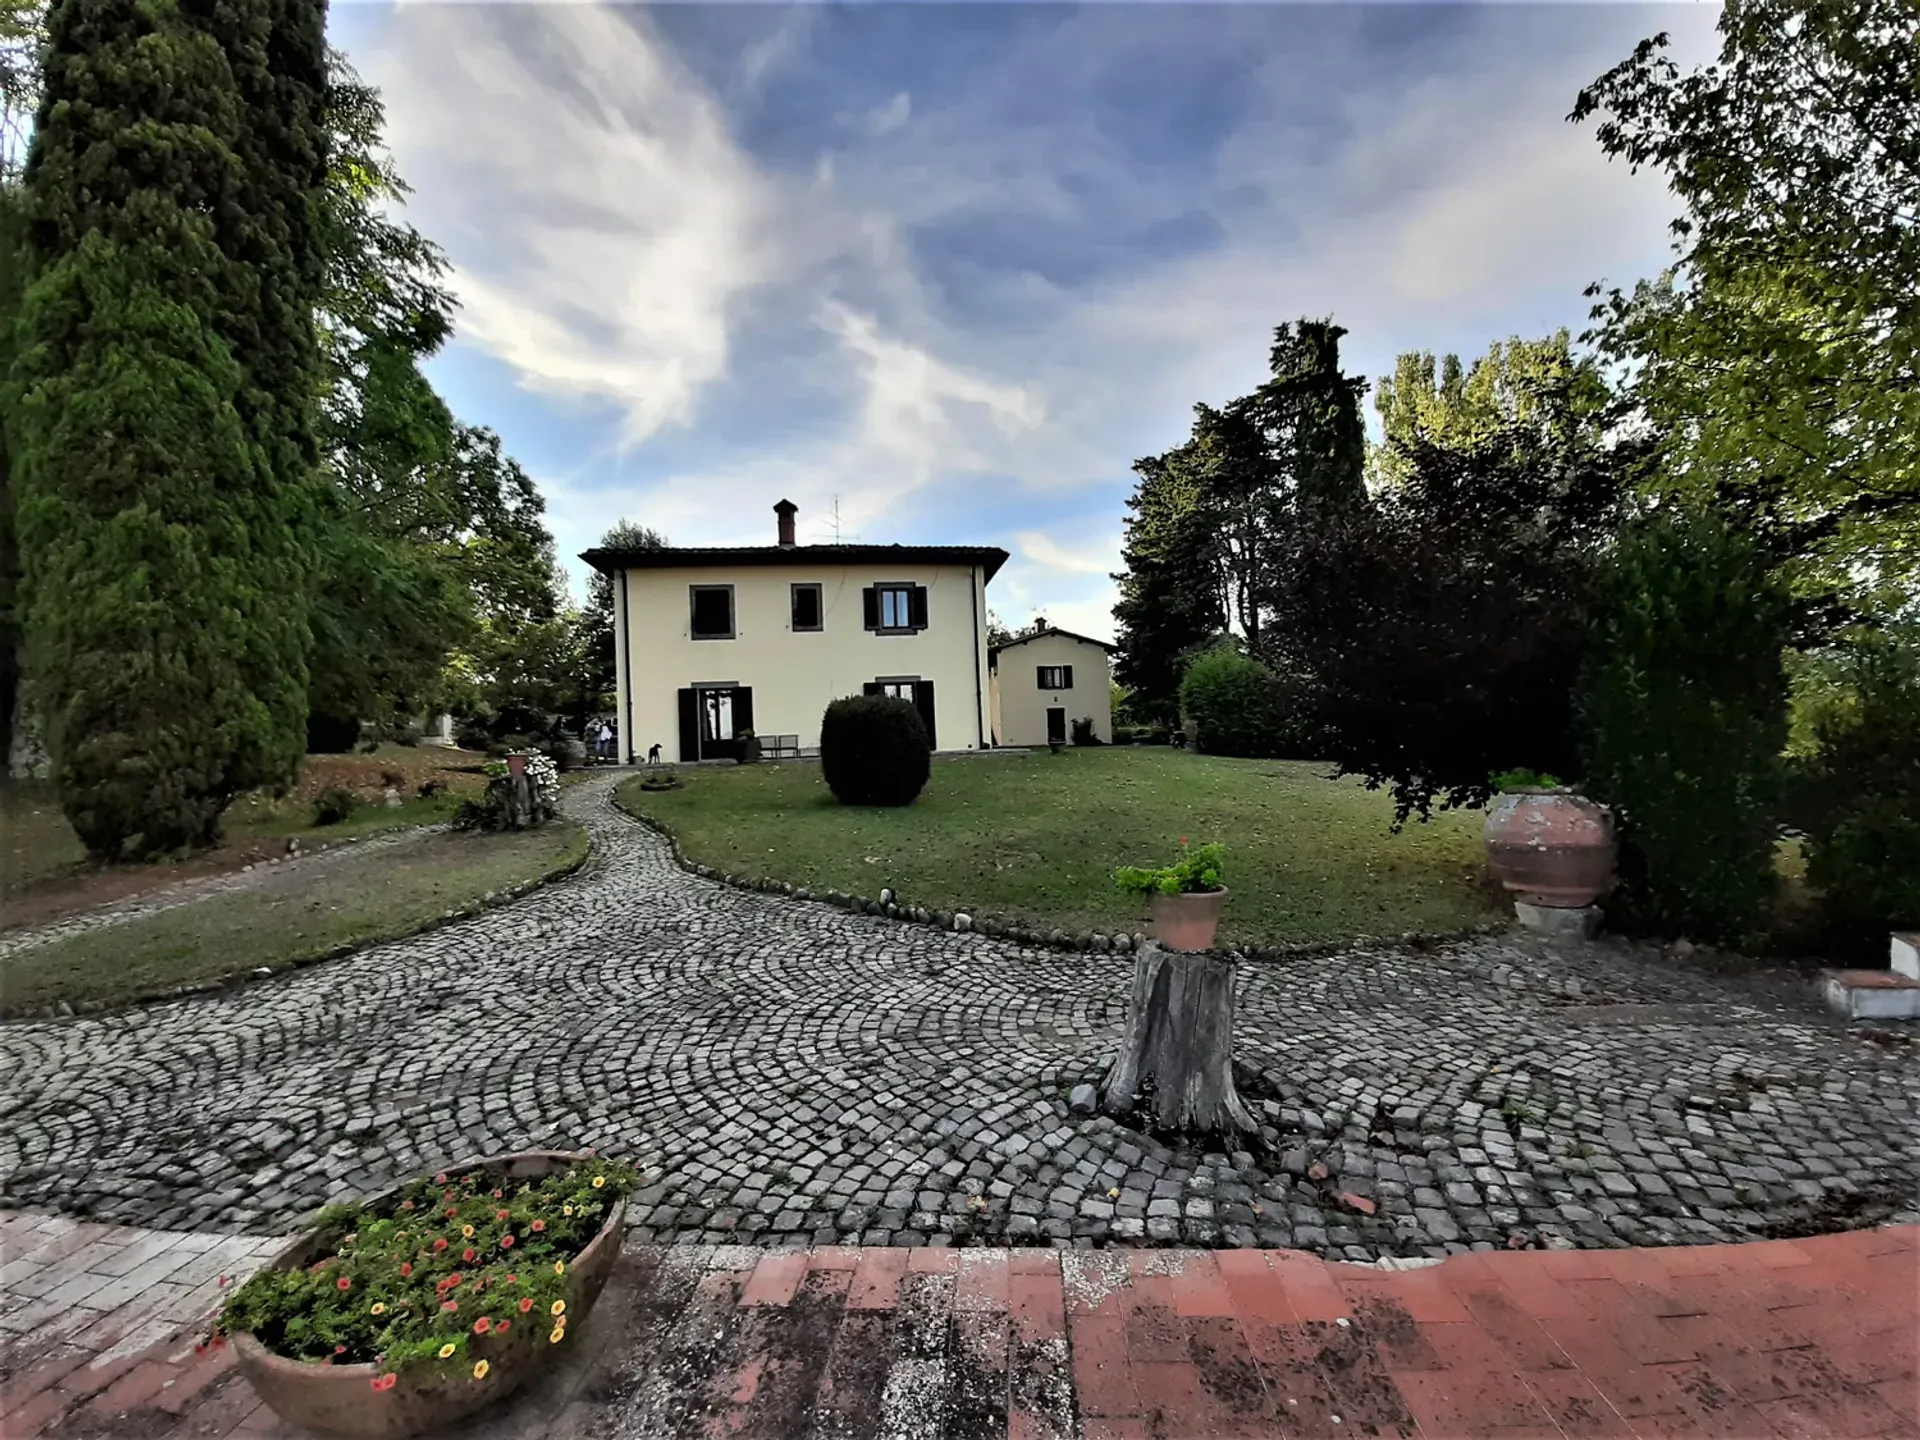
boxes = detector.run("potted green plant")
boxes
[1115,838,1228,951]
[219,1153,638,1440]
[1483,769,1615,909]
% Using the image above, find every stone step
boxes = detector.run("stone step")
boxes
[1821,967,1920,1020]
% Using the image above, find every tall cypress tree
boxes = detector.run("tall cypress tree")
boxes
[1111,445,1228,728]
[203,0,329,794]
[9,0,324,856]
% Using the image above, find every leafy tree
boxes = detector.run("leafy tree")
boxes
[1265,423,1649,825]
[1789,628,1920,950]
[1111,444,1226,728]
[1571,0,1920,600]
[579,518,667,709]
[305,49,466,733]
[0,0,42,181]
[1178,643,1305,759]
[1253,318,1368,517]
[10,0,323,855]
[1188,400,1279,651]
[1578,503,1799,947]
[0,177,25,768]
[1368,331,1613,489]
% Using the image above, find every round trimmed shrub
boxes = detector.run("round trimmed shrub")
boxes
[820,695,931,806]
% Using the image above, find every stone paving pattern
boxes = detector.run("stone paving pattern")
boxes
[2,1213,1914,1438]
[2,773,1916,1260]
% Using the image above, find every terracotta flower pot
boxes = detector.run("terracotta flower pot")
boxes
[1484,789,1616,908]
[1149,887,1229,951]
[231,1152,626,1440]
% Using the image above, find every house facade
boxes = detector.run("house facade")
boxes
[988,624,1117,747]
[583,501,1007,764]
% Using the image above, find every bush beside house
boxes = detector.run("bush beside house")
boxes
[820,695,931,806]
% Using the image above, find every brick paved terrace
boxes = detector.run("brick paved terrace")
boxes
[1,1212,1915,1438]
[2,774,1916,1264]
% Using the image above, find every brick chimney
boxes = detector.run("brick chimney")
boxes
[774,498,798,548]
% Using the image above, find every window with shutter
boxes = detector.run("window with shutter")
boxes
[869,583,921,633]
[1037,665,1069,690]
[791,583,823,632]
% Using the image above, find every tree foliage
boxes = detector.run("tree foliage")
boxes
[10,0,324,855]
[1368,331,1613,490]
[1790,629,1920,948]
[579,519,667,706]
[1571,0,1920,598]
[1112,318,1366,727]
[1577,503,1798,947]
[1265,423,1647,825]
[304,48,465,730]
[1111,444,1226,728]
[1177,643,1306,760]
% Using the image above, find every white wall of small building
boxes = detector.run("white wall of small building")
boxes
[612,560,993,760]
[990,633,1113,747]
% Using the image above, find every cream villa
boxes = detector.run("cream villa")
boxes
[583,501,1008,764]
[988,622,1118,747]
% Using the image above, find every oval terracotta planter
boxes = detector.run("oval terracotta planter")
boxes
[231,1151,626,1440]
[1149,887,1229,951]
[1484,789,1616,907]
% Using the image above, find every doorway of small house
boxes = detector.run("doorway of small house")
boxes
[677,684,753,761]
[1045,707,1067,746]
[866,678,936,748]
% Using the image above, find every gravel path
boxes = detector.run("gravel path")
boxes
[0,825,445,960]
[1,771,1914,1260]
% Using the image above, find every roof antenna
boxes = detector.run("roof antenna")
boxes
[829,495,859,544]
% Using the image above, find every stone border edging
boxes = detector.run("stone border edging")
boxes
[612,788,1508,962]
[8,824,596,1024]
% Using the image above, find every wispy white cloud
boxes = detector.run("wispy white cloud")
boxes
[1015,531,1120,578]
[356,2,1717,628]
[367,4,770,447]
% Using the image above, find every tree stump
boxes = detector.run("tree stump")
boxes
[1101,941,1256,1136]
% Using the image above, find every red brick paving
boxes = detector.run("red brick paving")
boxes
[1,1218,1914,1438]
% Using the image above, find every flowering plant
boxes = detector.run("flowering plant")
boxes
[217,1159,638,1385]
[523,753,560,811]
[1114,837,1225,896]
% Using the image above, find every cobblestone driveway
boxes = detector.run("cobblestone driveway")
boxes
[2,772,1915,1261]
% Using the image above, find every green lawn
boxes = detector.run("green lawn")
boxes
[1,821,590,1017]
[1,745,490,898]
[619,748,1504,947]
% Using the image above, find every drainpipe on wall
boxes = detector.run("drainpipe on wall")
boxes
[971,565,986,749]
[619,568,634,765]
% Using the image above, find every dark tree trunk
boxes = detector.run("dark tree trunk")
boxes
[1101,942,1256,1136]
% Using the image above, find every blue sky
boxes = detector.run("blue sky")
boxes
[329,2,1717,640]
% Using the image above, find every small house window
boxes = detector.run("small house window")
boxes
[791,583,823,632]
[689,585,734,640]
[864,583,929,633]
[1037,664,1073,690]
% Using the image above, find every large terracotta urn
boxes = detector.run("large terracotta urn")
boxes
[1484,789,1615,908]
